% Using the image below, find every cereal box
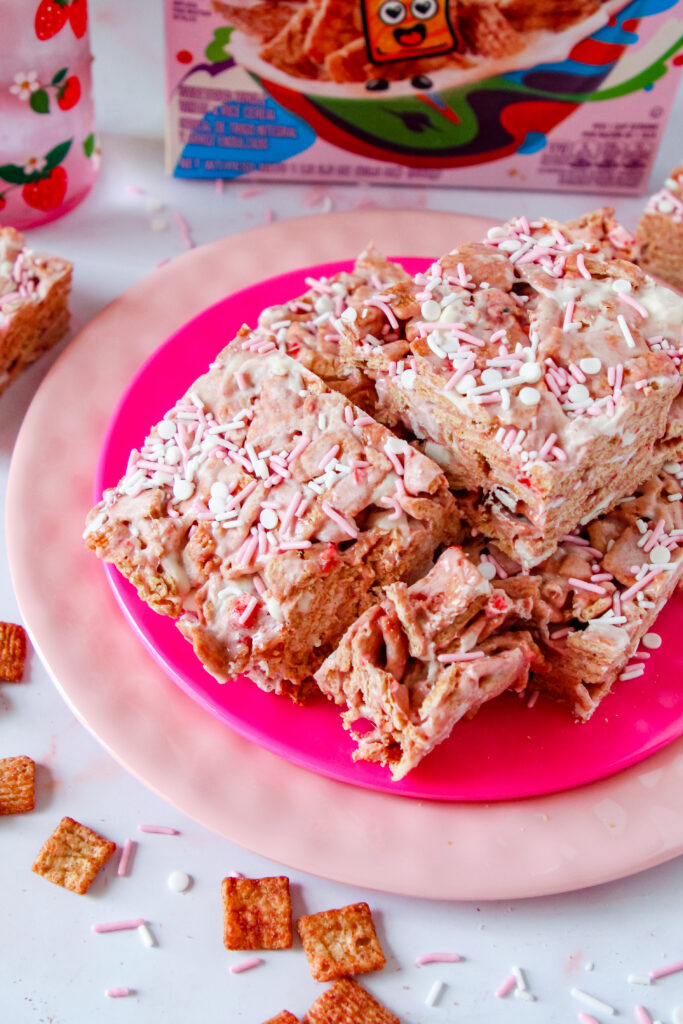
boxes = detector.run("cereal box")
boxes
[164,0,683,193]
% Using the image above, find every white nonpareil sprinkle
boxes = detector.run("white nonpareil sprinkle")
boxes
[340,306,357,324]
[519,361,542,383]
[481,367,502,385]
[613,278,632,293]
[649,545,671,565]
[173,478,194,501]
[425,980,445,1007]
[401,368,417,389]
[568,383,590,404]
[138,922,157,948]
[259,508,279,530]
[168,870,191,893]
[477,561,496,581]
[157,419,176,440]
[571,987,617,1015]
[421,299,441,321]
[663,461,681,473]
[519,386,540,407]
[456,374,477,394]
[580,357,602,375]
[642,633,662,650]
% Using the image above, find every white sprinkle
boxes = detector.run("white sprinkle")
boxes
[173,479,194,501]
[512,966,529,992]
[519,362,542,383]
[519,386,540,407]
[642,633,662,650]
[627,975,652,985]
[456,374,477,394]
[585,962,595,972]
[481,368,502,386]
[158,420,176,440]
[421,300,441,321]
[340,307,357,324]
[425,980,445,1007]
[514,989,536,1002]
[571,987,617,1015]
[499,238,522,252]
[650,545,671,565]
[663,461,681,473]
[259,508,279,530]
[477,561,496,581]
[401,368,417,389]
[138,922,157,948]
[580,357,602,375]
[613,278,632,293]
[568,383,590,404]
[617,314,636,348]
[667,494,682,501]
[168,870,191,893]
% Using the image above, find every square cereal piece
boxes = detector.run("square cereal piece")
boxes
[0,622,27,682]
[222,876,292,950]
[297,902,386,982]
[303,978,399,1024]
[0,755,35,814]
[32,816,116,894]
[262,1014,299,1024]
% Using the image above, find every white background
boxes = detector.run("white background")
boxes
[2,2,683,1022]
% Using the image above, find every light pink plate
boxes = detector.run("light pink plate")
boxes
[96,258,683,802]
[8,211,683,898]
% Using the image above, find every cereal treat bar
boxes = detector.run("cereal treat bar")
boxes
[339,215,683,568]
[297,902,386,982]
[0,227,72,396]
[85,339,456,700]
[315,547,537,778]
[464,467,683,719]
[565,207,638,264]
[636,162,683,295]
[256,245,411,414]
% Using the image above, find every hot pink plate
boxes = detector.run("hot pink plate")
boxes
[95,257,683,803]
[8,211,683,898]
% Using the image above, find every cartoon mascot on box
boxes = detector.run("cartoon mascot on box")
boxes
[360,0,458,90]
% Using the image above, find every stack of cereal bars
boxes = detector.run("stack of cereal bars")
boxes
[85,208,683,779]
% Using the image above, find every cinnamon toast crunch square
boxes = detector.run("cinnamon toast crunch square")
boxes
[297,902,386,982]
[262,1014,299,1024]
[0,755,35,814]
[222,876,293,950]
[0,621,27,682]
[302,978,399,1024]
[32,817,116,894]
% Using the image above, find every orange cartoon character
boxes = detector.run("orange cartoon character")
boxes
[361,0,458,64]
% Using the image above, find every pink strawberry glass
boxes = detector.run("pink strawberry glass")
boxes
[0,0,98,229]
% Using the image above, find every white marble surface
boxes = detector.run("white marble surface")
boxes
[2,1,683,1021]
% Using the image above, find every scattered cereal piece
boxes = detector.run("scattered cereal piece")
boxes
[302,978,399,1024]
[0,755,35,814]
[168,870,191,893]
[222,876,292,950]
[425,979,445,1007]
[230,956,263,974]
[297,902,386,982]
[32,817,116,895]
[262,1013,299,1024]
[0,622,27,681]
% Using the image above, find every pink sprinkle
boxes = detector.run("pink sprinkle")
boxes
[93,919,145,933]
[321,501,358,539]
[537,433,558,461]
[364,297,399,330]
[287,435,312,465]
[318,444,340,470]
[239,186,263,198]
[236,533,258,568]
[456,262,469,287]
[527,690,539,708]
[634,379,649,390]
[444,354,475,391]
[568,577,608,595]
[380,495,403,521]
[415,953,462,965]
[137,825,179,835]
[215,178,225,195]
[590,573,613,583]
[230,870,244,878]
[344,405,354,427]
[550,628,573,640]
[117,839,135,878]
[563,300,576,331]
[263,208,275,223]
[238,595,259,626]
[489,329,507,343]
[621,293,649,318]
[384,445,405,477]
[496,974,517,998]
[235,372,247,391]
[569,363,586,383]
[649,958,683,980]
[437,651,484,663]
[126,184,145,195]
[172,211,194,250]
[621,568,664,603]
[551,446,567,462]
[643,518,665,553]
[252,575,266,597]
[635,1006,652,1024]
[279,491,302,537]
[576,253,592,280]
[230,957,263,974]
[354,415,375,428]
[106,988,133,998]
[278,540,312,550]
[577,1016,601,1024]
